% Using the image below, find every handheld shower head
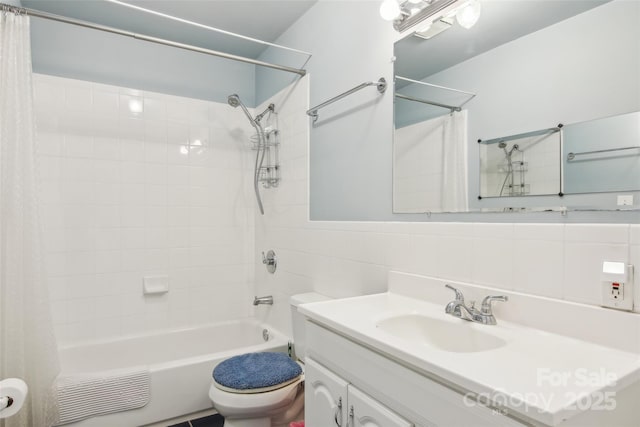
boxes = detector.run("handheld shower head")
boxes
[227,93,258,127]
[227,94,241,108]
[226,92,267,215]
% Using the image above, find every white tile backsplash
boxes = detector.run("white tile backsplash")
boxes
[513,239,564,298]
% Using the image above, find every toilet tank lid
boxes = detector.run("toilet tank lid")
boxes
[290,292,331,307]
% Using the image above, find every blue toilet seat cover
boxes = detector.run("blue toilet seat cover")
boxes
[213,352,302,391]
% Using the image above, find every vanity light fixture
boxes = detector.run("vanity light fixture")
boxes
[381,0,481,33]
[414,16,454,40]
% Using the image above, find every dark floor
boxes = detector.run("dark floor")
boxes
[167,413,224,427]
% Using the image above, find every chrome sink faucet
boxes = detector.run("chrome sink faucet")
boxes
[444,284,508,325]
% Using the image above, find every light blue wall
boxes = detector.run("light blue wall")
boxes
[258,1,397,220]
[255,46,308,106]
[5,0,22,6]
[28,15,256,105]
[263,0,639,223]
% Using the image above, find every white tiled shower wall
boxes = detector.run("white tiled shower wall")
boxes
[253,77,640,337]
[34,74,257,345]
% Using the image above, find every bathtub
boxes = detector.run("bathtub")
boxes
[56,319,289,427]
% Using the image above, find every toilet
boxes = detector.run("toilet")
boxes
[208,293,329,427]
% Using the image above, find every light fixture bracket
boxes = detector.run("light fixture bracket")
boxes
[393,0,461,33]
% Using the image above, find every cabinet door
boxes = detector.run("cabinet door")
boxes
[305,358,349,427]
[348,385,413,427]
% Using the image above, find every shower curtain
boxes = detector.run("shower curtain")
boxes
[0,9,60,427]
[441,110,469,212]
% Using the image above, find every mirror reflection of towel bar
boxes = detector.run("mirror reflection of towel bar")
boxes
[395,93,461,112]
[567,146,640,161]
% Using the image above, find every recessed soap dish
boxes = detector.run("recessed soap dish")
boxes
[143,275,169,295]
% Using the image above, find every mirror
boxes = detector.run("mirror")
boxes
[563,111,640,195]
[478,126,562,199]
[393,0,640,213]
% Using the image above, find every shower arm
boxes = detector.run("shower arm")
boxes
[255,104,275,123]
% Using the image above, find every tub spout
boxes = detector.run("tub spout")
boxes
[253,295,274,306]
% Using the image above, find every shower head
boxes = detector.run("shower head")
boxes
[498,141,507,149]
[227,94,241,108]
[227,93,258,127]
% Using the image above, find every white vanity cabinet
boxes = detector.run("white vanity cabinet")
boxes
[348,384,413,427]
[305,321,527,427]
[305,357,348,427]
[305,358,413,427]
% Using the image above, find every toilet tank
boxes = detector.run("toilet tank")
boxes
[290,293,331,361]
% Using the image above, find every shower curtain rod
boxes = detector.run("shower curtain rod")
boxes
[104,0,311,57]
[0,3,307,76]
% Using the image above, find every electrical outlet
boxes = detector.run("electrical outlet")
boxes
[602,281,632,310]
[601,262,634,311]
[617,195,634,206]
[609,282,623,300]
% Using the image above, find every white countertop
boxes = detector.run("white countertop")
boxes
[300,291,640,426]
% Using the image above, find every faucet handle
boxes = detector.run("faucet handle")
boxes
[445,284,464,302]
[480,295,508,314]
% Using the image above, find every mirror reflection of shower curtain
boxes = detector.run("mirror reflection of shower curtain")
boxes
[0,11,60,427]
[393,110,468,213]
[441,111,468,212]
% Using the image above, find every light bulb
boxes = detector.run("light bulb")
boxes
[380,0,401,21]
[456,0,481,29]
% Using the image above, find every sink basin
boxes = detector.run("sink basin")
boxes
[376,314,507,353]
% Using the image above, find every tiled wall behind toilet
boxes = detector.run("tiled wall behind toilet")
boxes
[34,74,256,345]
[253,78,640,338]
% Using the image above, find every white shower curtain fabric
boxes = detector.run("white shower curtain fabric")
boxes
[441,110,469,212]
[0,10,60,427]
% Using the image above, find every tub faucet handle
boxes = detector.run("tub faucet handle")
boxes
[262,250,277,274]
